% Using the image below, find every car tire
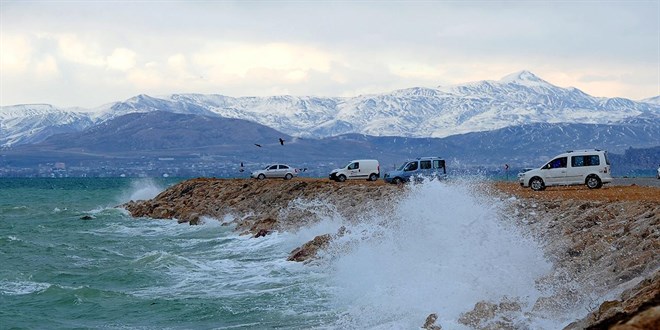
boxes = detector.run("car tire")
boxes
[257,174,266,180]
[392,177,402,184]
[586,175,602,189]
[337,174,346,182]
[530,177,545,191]
[368,173,378,181]
[284,173,293,180]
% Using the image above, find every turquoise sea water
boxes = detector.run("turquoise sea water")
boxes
[0,178,337,329]
[1,178,580,329]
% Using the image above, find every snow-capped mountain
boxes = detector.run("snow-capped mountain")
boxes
[0,104,94,147]
[2,70,659,148]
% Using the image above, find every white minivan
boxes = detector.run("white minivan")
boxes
[329,159,380,182]
[519,149,612,191]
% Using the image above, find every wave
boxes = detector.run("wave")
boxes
[305,180,556,329]
[0,280,51,296]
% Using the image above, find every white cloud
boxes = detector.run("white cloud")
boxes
[34,54,59,77]
[0,34,32,72]
[0,1,658,107]
[106,48,136,71]
[55,33,105,67]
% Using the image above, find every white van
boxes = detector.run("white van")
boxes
[519,149,612,191]
[329,159,380,182]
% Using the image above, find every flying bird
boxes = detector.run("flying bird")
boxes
[279,138,285,145]
[254,144,262,148]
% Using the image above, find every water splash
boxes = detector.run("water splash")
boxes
[319,180,552,329]
[118,178,166,203]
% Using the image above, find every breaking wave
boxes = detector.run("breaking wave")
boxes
[118,178,166,203]
[304,180,555,329]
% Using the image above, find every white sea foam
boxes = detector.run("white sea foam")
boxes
[316,180,554,329]
[0,280,50,295]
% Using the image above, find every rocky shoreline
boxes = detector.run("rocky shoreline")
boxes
[123,178,659,329]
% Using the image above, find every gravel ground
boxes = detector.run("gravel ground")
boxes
[611,177,660,187]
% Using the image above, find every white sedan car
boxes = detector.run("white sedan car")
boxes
[657,165,660,179]
[251,164,299,180]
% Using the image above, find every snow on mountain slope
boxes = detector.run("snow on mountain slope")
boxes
[2,71,659,148]
[0,104,94,147]
[641,95,660,105]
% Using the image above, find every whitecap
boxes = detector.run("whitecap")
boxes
[0,280,51,295]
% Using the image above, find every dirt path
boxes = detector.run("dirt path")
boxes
[493,181,660,202]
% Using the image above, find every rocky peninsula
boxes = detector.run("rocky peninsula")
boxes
[123,178,659,329]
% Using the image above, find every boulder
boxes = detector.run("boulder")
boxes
[287,234,332,262]
[422,313,442,330]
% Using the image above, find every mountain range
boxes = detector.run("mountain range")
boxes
[1,70,659,176]
[2,70,659,147]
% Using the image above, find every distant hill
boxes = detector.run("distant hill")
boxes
[2,111,658,177]
[37,111,290,152]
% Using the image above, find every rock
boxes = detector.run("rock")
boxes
[287,234,332,262]
[80,215,94,220]
[611,305,660,329]
[253,229,270,238]
[564,270,660,329]
[459,298,521,329]
[247,217,277,236]
[422,313,442,330]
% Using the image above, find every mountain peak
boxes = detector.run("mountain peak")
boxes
[499,70,547,84]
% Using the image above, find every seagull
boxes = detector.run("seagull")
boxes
[254,144,262,148]
[279,138,285,145]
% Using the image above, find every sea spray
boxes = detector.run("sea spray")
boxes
[320,180,552,329]
[118,178,167,203]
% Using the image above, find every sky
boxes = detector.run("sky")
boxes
[1,0,658,108]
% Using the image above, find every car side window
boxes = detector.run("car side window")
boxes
[572,155,600,167]
[348,162,359,170]
[279,165,289,169]
[420,160,432,169]
[546,157,567,169]
[571,156,584,167]
[405,162,418,171]
[268,165,278,170]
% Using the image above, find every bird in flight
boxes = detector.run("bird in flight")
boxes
[254,144,262,148]
[279,138,285,145]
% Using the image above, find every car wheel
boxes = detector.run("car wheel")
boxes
[337,174,346,182]
[392,177,402,184]
[530,177,545,191]
[586,175,602,189]
[257,174,266,180]
[284,173,293,180]
[368,173,378,181]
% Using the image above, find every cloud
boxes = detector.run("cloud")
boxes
[0,34,32,72]
[55,33,105,67]
[0,1,658,106]
[34,54,59,77]
[192,42,334,80]
[106,48,136,71]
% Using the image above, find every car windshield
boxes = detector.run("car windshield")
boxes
[396,162,409,171]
